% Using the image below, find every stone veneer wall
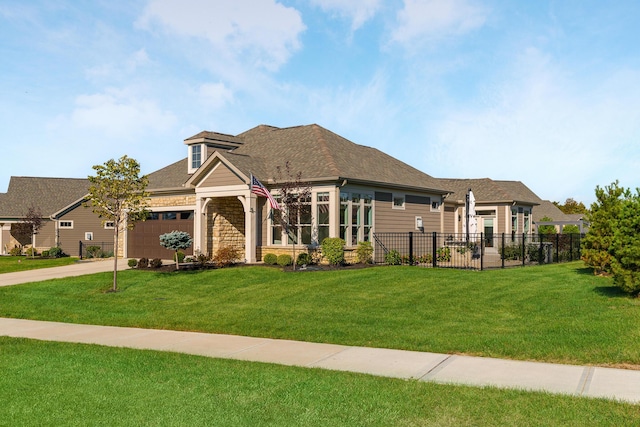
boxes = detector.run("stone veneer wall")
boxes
[208,197,245,258]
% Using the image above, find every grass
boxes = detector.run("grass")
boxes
[1,262,639,367]
[0,255,77,274]
[1,337,638,426]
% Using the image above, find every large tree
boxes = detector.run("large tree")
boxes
[553,198,588,215]
[87,155,149,291]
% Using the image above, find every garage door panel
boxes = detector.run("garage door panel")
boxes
[127,214,194,259]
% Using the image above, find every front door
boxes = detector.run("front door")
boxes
[484,218,494,248]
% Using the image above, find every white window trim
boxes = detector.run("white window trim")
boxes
[104,221,115,229]
[392,194,405,210]
[59,220,74,229]
[431,201,441,212]
[85,232,93,241]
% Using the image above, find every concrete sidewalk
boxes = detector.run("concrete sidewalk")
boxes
[1,317,638,404]
[0,259,129,287]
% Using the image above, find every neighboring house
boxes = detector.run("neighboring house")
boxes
[0,177,111,256]
[533,200,588,233]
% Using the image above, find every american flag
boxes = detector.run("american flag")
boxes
[251,174,280,210]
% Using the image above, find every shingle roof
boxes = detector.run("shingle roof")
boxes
[228,124,448,193]
[438,178,541,204]
[0,177,90,218]
[533,200,571,222]
[147,158,192,190]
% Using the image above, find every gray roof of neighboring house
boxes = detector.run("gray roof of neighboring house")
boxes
[0,176,90,218]
[533,200,575,223]
[438,178,541,205]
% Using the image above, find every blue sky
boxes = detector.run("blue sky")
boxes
[1,0,639,205]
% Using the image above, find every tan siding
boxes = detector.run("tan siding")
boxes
[374,192,440,233]
[34,220,56,250]
[58,205,114,256]
[200,163,244,187]
[443,206,456,234]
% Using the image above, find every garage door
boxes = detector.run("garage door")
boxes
[127,211,194,259]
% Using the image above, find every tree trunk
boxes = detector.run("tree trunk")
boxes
[175,250,180,270]
[113,227,119,292]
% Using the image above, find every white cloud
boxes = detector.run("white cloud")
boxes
[198,82,234,109]
[310,0,381,31]
[50,87,177,139]
[429,48,640,204]
[137,0,306,71]
[391,0,487,45]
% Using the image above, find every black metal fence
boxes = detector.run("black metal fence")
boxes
[78,241,114,260]
[372,232,583,270]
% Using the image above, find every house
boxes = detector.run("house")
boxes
[127,124,451,262]
[0,177,111,256]
[532,200,588,233]
[1,123,571,262]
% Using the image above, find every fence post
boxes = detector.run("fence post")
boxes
[501,233,505,269]
[480,233,484,270]
[432,232,437,268]
[555,233,559,263]
[569,233,573,261]
[408,231,414,265]
[522,233,526,267]
[78,241,83,260]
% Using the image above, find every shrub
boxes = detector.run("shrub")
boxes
[355,241,373,264]
[385,250,402,265]
[137,257,149,268]
[196,253,210,265]
[9,247,22,256]
[25,247,37,256]
[150,258,163,268]
[85,245,102,258]
[127,259,138,268]
[277,254,293,267]
[213,245,241,267]
[322,237,345,266]
[42,250,50,258]
[184,256,195,263]
[48,247,64,258]
[174,250,186,263]
[263,253,278,265]
[296,252,312,266]
[436,247,451,262]
[416,254,432,264]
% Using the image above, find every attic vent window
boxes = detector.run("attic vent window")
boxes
[60,221,73,229]
[191,145,202,169]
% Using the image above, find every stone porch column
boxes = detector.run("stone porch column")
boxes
[194,196,210,256]
[237,193,257,263]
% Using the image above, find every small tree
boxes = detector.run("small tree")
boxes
[13,206,43,256]
[581,181,628,275]
[609,189,640,295]
[274,162,312,271]
[87,155,149,292]
[159,231,193,270]
[553,198,588,215]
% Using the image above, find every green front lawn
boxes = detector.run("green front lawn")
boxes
[2,337,638,426]
[1,262,639,367]
[0,255,77,274]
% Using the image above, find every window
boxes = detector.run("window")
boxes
[271,196,283,245]
[59,220,73,229]
[85,232,93,241]
[431,201,441,212]
[163,212,177,220]
[191,145,202,170]
[340,192,373,246]
[392,194,405,209]
[524,210,530,234]
[316,192,330,245]
[287,195,311,245]
[104,221,115,229]
[511,208,518,234]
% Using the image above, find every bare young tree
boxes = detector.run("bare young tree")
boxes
[14,206,43,256]
[275,162,312,270]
